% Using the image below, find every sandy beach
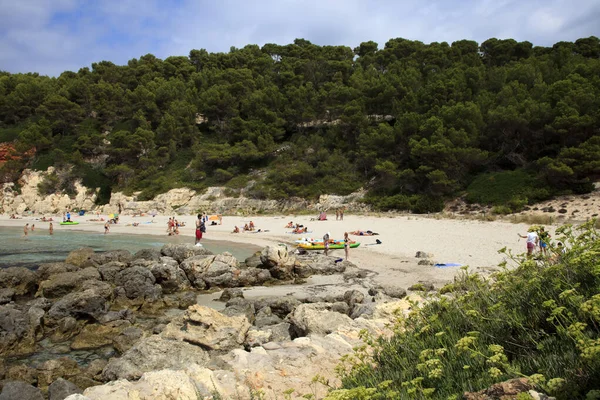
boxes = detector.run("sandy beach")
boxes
[0,212,554,290]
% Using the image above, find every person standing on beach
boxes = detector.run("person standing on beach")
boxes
[340,208,344,221]
[23,223,29,237]
[49,222,53,235]
[323,232,330,256]
[344,231,350,261]
[539,226,551,256]
[31,224,35,232]
[104,221,110,234]
[195,214,203,244]
[518,228,538,256]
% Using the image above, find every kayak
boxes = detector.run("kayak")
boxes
[298,242,360,250]
[294,238,348,245]
[60,221,79,225]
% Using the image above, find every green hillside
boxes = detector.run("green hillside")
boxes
[1,37,599,211]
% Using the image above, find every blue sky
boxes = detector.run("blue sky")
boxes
[1,0,599,76]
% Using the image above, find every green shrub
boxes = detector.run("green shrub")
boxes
[331,220,600,399]
[466,170,552,211]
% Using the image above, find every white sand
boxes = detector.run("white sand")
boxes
[0,212,546,289]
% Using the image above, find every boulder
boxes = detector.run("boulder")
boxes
[36,267,101,298]
[0,305,38,356]
[237,268,272,287]
[65,248,95,268]
[36,262,80,281]
[0,288,15,305]
[79,280,113,300]
[0,267,38,297]
[160,243,212,263]
[253,296,301,318]
[368,285,407,299]
[132,248,162,262]
[45,289,108,326]
[86,370,199,400]
[5,364,37,385]
[222,301,256,324]
[259,246,296,280]
[97,262,128,283]
[343,289,365,307]
[218,288,244,302]
[48,378,82,400]
[0,381,43,400]
[162,305,250,351]
[294,254,348,277]
[36,357,81,391]
[178,256,210,289]
[349,303,377,319]
[254,306,283,328]
[89,250,132,267]
[288,303,353,336]
[114,266,162,301]
[408,281,435,292]
[148,260,190,294]
[70,323,128,350]
[112,326,144,354]
[102,335,209,381]
[244,252,263,268]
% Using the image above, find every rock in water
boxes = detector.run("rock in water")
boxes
[0,381,44,400]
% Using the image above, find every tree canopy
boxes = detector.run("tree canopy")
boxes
[1,36,599,212]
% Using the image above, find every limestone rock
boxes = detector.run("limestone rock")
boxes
[36,357,81,391]
[148,261,190,294]
[132,248,162,262]
[36,262,80,281]
[5,364,37,385]
[85,370,199,400]
[252,296,301,318]
[102,335,209,381]
[288,303,353,336]
[36,267,101,298]
[65,248,95,268]
[0,267,38,297]
[97,262,128,283]
[259,246,296,280]
[0,288,15,305]
[45,289,108,326]
[343,289,365,307]
[178,256,210,289]
[70,323,128,350]
[48,378,82,400]
[254,306,283,328]
[0,381,43,400]
[219,288,244,302]
[0,305,38,356]
[160,243,212,263]
[114,266,162,301]
[162,304,250,351]
[112,326,144,354]
[89,250,132,267]
[415,251,434,258]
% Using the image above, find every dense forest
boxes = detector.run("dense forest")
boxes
[0,36,599,212]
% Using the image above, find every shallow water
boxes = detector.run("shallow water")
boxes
[0,226,260,269]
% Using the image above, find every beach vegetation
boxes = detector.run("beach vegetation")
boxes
[0,37,599,212]
[328,220,600,399]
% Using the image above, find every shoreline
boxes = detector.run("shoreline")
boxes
[0,212,552,289]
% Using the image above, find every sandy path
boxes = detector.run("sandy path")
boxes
[0,213,540,289]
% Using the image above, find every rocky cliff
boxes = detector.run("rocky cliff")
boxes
[0,168,370,215]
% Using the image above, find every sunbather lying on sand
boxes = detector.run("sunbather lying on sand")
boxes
[349,230,379,236]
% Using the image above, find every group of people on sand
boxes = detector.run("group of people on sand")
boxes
[167,217,185,236]
[349,229,378,236]
[232,220,258,233]
[518,225,565,261]
[335,208,345,221]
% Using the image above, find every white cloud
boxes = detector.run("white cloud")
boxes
[0,0,598,76]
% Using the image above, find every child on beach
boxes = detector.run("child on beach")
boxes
[344,232,350,261]
[49,222,53,235]
[104,221,110,234]
[23,223,29,237]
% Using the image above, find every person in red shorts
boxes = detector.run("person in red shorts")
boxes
[195,214,203,244]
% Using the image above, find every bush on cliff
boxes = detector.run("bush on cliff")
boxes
[328,220,600,399]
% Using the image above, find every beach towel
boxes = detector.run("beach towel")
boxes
[434,263,463,268]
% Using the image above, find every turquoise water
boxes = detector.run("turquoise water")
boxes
[0,226,260,269]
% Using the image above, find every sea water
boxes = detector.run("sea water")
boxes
[0,226,260,269]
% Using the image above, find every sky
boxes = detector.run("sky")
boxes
[0,0,599,76]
